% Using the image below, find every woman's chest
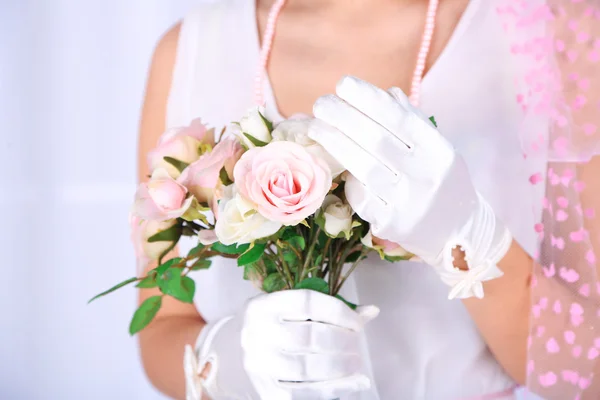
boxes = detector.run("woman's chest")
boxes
[259,0,470,117]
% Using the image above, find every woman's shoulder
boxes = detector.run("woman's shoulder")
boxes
[152,0,246,89]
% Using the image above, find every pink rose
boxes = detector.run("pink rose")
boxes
[361,230,412,259]
[179,137,244,206]
[130,214,177,275]
[234,141,332,225]
[133,168,193,221]
[148,118,215,178]
[198,229,218,245]
[372,236,410,257]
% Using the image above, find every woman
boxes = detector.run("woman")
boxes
[136,0,600,399]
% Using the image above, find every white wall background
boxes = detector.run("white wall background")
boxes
[0,1,203,399]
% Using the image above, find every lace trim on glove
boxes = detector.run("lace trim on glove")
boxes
[437,195,513,299]
[183,316,235,400]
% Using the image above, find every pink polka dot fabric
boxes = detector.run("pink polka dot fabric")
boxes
[498,1,600,398]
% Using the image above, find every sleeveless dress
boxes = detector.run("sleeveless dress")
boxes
[167,0,544,398]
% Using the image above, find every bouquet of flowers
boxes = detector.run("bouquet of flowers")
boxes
[89,108,412,334]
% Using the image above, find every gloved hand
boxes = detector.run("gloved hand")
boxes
[309,76,513,299]
[184,289,378,400]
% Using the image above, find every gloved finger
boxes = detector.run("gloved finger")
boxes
[355,305,380,324]
[308,119,397,199]
[270,352,362,382]
[344,173,391,232]
[334,76,415,148]
[279,373,371,399]
[277,320,361,354]
[312,93,411,171]
[387,87,455,159]
[247,290,365,332]
[285,289,367,331]
[387,86,435,126]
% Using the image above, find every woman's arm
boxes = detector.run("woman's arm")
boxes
[137,22,206,399]
[462,154,600,387]
[457,240,531,385]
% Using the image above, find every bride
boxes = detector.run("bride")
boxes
[135,0,600,399]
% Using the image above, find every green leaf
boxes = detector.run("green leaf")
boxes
[316,230,328,249]
[212,242,250,255]
[157,267,182,293]
[181,206,206,223]
[243,263,260,280]
[283,250,299,268]
[289,235,306,250]
[281,229,306,251]
[88,276,137,303]
[263,258,278,274]
[243,132,269,147]
[263,273,287,293]
[219,167,233,186]
[258,111,274,132]
[148,224,182,243]
[163,156,189,173]
[136,274,158,289]
[189,259,211,271]
[335,294,358,310]
[295,277,329,294]
[129,295,163,335]
[155,257,183,276]
[313,254,323,268]
[384,254,414,263]
[157,268,194,303]
[187,243,205,258]
[179,277,196,303]
[238,243,266,266]
[429,116,438,128]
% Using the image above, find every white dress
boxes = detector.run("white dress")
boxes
[167,1,544,398]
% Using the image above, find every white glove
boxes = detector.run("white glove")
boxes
[309,76,513,299]
[184,289,378,400]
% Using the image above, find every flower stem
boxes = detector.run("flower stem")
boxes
[334,249,370,294]
[300,227,321,282]
[275,243,295,288]
[321,238,331,271]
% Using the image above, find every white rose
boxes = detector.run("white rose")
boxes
[272,119,344,177]
[322,195,353,238]
[215,185,282,245]
[239,106,272,148]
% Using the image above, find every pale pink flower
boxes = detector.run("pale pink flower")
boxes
[179,137,244,206]
[148,118,215,178]
[130,214,177,275]
[234,141,332,225]
[198,230,218,245]
[372,236,410,258]
[133,168,193,221]
[361,230,411,258]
